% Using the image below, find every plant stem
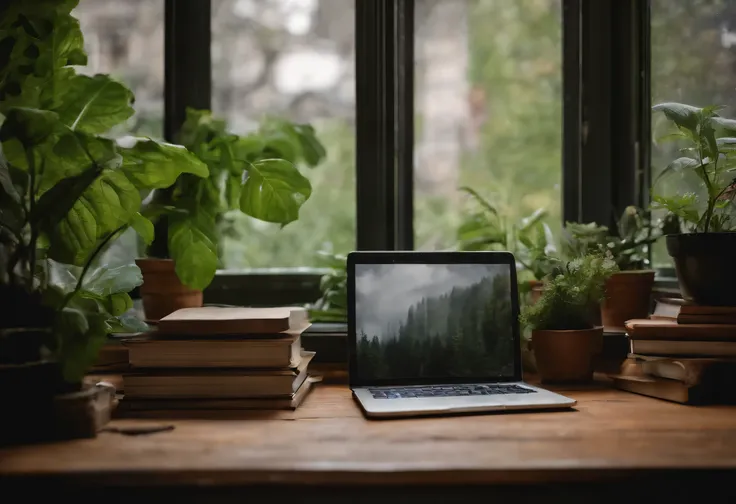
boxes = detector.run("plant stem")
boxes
[58,225,126,311]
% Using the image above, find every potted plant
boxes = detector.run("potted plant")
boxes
[652,103,736,305]
[520,254,619,383]
[138,109,326,321]
[309,250,348,323]
[0,0,205,443]
[457,187,560,372]
[457,187,558,303]
[560,207,666,331]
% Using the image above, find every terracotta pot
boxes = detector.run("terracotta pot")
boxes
[529,279,544,305]
[601,270,655,332]
[531,327,603,383]
[667,233,736,306]
[136,258,202,321]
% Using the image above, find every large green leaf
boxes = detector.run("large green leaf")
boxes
[0,107,58,147]
[709,116,736,135]
[81,264,143,297]
[119,138,209,189]
[652,102,701,133]
[293,124,327,167]
[168,209,218,290]
[55,307,108,382]
[55,74,133,133]
[655,156,700,182]
[48,169,140,265]
[240,159,312,224]
[130,212,154,244]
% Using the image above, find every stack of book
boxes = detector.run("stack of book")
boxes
[610,297,736,404]
[120,306,319,411]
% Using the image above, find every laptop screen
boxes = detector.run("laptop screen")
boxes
[353,262,516,383]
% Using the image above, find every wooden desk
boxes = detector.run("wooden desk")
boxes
[2,383,736,502]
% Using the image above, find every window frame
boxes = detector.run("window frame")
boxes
[157,0,664,309]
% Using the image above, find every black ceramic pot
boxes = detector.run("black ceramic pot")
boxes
[666,233,736,306]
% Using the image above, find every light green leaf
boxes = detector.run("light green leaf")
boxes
[55,74,134,133]
[168,210,218,290]
[82,264,143,297]
[460,186,499,216]
[56,308,108,383]
[293,124,327,167]
[119,138,209,189]
[655,156,700,182]
[130,212,154,244]
[225,174,242,210]
[709,116,736,135]
[240,159,312,225]
[103,292,134,316]
[113,313,150,333]
[48,169,140,265]
[652,102,701,133]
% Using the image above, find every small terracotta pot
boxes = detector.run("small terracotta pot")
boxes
[601,270,655,332]
[529,279,544,305]
[136,258,202,322]
[532,327,603,383]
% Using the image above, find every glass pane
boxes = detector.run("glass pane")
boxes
[414,0,562,251]
[74,0,165,267]
[74,0,164,138]
[212,0,356,268]
[651,0,736,267]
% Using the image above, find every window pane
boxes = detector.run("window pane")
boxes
[212,0,356,268]
[74,0,164,138]
[651,0,736,267]
[74,0,164,268]
[414,0,562,251]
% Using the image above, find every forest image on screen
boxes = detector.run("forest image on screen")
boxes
[355,263,514,380]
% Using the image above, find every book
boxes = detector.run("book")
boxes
[124,332,304,369]
[630,339,736,357]
[610,357,736,404]
[157,306,309,336]
[123,352,314,399]
[651,298,736,324]
[120,375,321,411]
[625,319,736,341]
[629,353,736,386]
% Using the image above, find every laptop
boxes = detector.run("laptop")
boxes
[348,251,576,418]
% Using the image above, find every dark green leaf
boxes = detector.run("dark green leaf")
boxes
[293,124,327,167]
[168,209,218,290]
[225,174,241,210]
[56,308,107,383]
[0,107,58,146]
[119,138,209,189]
[240,159,312,225]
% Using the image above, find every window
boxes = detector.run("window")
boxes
[74,0,164,138]
[650,0,736,267]
[211,0,356,268]
[413,0,563,251]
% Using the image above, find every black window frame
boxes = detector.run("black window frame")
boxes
[159,0,664,310]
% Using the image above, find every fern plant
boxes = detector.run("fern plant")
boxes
[520,254,618,331]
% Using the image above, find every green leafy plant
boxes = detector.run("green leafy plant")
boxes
[0,0,207,382]
[145,108,327,290]
[651,102,736,233]
[560,206,666,270]
[520,253,619,331]
[308,251,347,323]
[457,187,558,281]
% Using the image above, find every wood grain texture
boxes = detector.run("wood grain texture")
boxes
[2,383,736,487]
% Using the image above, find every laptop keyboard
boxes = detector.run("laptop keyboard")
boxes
[368,384,536,399]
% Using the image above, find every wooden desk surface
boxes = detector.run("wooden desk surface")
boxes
[2,382,736,493]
